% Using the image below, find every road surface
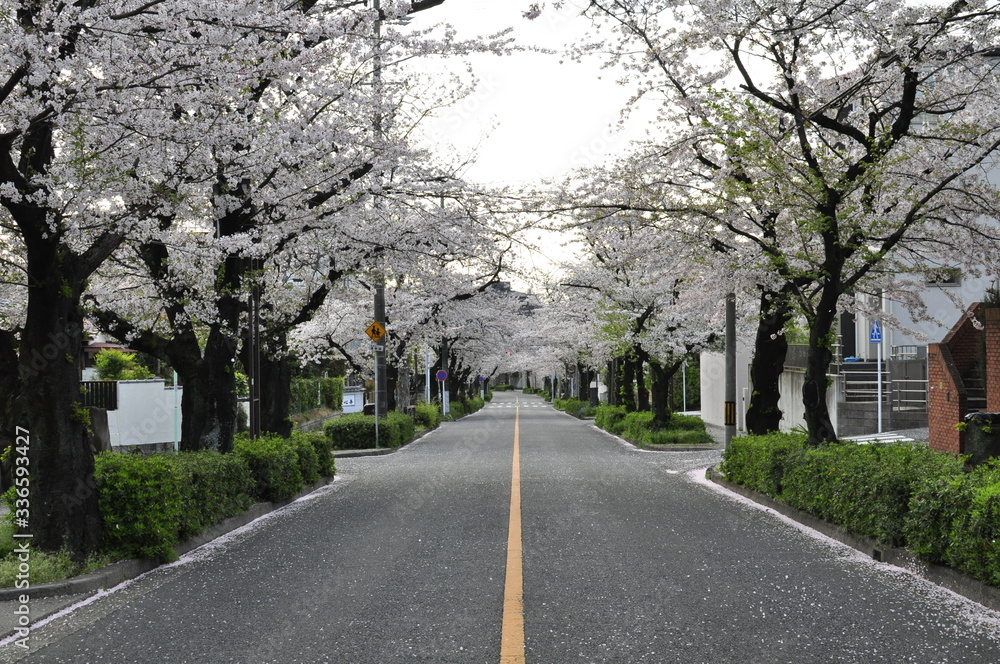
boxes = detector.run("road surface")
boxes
[3,392,1000,663]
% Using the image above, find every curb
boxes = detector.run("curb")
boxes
[706,466,1000,613]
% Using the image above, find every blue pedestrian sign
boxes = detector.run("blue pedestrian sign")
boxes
[870,320,882,344]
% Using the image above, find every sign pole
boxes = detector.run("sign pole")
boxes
[871,320,883,434]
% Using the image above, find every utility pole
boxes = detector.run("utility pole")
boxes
[725,293,737,446]
[374,284,388,418]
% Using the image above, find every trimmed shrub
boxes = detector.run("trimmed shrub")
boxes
[554,398,588,417]
[324,412,416,449]
[95,453,183,562]
[594,405,627,434]
[293,430,335,478]
[781,442,966,546]
[384,411,416,448]
[325,413,373,450]
[292,434,320,484]
[946,477,1000,585]
[415,402,442,429]
[719,433,806,496]
[464,396,486,414]
[164,451,253,540]
[234,434,304,502]
[448,401,468,419]
[646,428,713,446]
[906,461,1000,583]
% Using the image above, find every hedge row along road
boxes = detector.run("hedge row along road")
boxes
[6,392,1000,662]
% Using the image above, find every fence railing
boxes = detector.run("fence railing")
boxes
[81,381,118,410]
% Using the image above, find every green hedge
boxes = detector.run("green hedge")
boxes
[906,461,1000,585]
[591,407,712,446]
[163,451,254,541]
[94,435,335,564]
[554,398,588,417]
[96,454,184,562]
[324,411,416,450]
[594,405,627,433]
[415,402,442,429]
[292,430,335,478]
[290,376,345,415]
[234,433,305,502]
[720,435,1000,586]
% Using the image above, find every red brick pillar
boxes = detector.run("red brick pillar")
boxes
[928,343,965,454]
[987,307,1000,412]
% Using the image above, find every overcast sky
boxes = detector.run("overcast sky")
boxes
[405,0,654,188]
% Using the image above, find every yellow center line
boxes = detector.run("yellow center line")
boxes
[500,405,525,664]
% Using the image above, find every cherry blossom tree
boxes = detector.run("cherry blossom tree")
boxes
[554,211,724,425]
[565,0,1000,443]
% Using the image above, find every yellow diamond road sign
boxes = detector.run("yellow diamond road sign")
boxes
[366,321,386,343]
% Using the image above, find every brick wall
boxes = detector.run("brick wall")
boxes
[928,343,966,453]
[927,302,985,453]
[987,307,1000,412]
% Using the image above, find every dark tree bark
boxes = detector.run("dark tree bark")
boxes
[620,355,637,412]
[648,359,683,428]
[746,287,794,435]
[803,288,841,445]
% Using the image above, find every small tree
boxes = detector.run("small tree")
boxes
[93,349,153,382]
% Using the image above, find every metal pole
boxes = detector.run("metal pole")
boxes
[425,346,431,403]
[725,293,737,446]
[681,359,687,413]
[877,333,883,434]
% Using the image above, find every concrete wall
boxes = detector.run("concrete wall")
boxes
[776,369,839,435]
[700,344,751,432]
[107,379,182,449]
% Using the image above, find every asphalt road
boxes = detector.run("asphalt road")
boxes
[3,392,1000,663]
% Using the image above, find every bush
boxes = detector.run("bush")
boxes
[292,434,320,484]
[321,377,345,410]
[448,401,468,419]
[906,461,1000,583]
[383,411,416,448]
[325,413,374,450]
[93,348,154,381]
[163,451,253,540]
[719,433,806,496]
[464,396,485,414]
[234,434,304,502]
[95,453,183,562]
[780,442,966,546]
[293,430,335,477]
[594,405,627,434]
[324,412,416,449]
[415,402,442,429]
[554,398,588,417]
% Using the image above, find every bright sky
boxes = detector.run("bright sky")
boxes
[405,0,655,188]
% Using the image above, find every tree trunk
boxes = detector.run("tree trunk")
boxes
[620,356,636,412]
[176,329,238,452]
[20,247,101,561]
[746,288,794,435]
[803,292,840,445]
[636,358,650,411]
[606,359,618,406]
[649,359,683,428]
[259,352,293,438]
[0,329,20,492]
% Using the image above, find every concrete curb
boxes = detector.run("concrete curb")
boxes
[707,466,1000,613]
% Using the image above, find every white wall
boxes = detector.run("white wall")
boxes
[700,342,751,431]
[776,369,840,434]
[107,379,182,449]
